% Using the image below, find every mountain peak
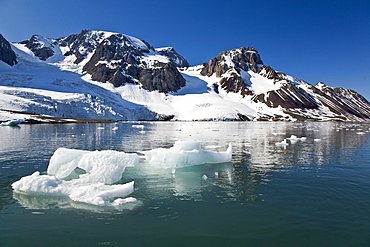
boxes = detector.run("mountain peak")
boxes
[200,46,263,78]
[155,47,189,67]
[19,34,57,61]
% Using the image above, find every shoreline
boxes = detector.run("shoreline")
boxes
[1,109,369,124]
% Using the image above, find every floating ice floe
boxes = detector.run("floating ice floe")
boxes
[132,124,145,129]
[275,139,289,147]
[12,148,140,206]
[276,135,307,147]
[0,119,24,126]
[12,141,233,208]
[286,135,307,144]
[286,135,299,144]
[141,141,232,169]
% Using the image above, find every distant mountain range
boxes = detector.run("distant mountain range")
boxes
[1,30,369,122]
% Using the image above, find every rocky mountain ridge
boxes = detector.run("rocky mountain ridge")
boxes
[18,30,188,93]
[196,46,370,121]
[1,30,369,122]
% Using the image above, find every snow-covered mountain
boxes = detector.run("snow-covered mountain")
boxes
[0,30,369,122]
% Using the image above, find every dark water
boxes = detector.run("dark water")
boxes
[1,122,370,246]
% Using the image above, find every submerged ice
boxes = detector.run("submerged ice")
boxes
[12,148,140,206]
[12,141,233,208]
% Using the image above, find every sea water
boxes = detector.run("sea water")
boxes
[1,122,370,246]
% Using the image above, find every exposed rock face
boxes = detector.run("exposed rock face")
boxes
[139,62,186,92]
[312,82,370,120]
[200,47,265,96]
[82,33,143,86]
[251,84,318,109]
[59,29,105,64]
[19,35,55,61]
[199,46,370,121]
[0,34,17,66]
[201,47,263,77]
[219,73,252,96]
[259,65,280,81]
[18,30,187,93]
[59,30,186,92]
[155,47,190,67]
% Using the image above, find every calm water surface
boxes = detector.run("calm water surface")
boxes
[1,122,370,246]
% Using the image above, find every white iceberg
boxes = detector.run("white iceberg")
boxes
[141,141,232,169]
[12,142,233,208]
[12,148,140,206]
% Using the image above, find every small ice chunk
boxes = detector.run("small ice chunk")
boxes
[272,132,286,136]
[287,135,298,140]
[132,124,144,129]
[111,197,137,206]
[275,139,289,146]
[141,141,232,169]
[202,174,208,180]
[0,119,24,126]
[287,135,299,144]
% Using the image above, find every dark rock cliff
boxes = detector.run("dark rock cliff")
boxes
[0,34,17,66]
[200,47,265,96]
[201,47,263,77]
[60,30,186,92]
[139,62,186,92]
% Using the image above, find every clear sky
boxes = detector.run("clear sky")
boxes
[1,0,369,99]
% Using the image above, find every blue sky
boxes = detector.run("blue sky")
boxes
[1,0,369,99]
